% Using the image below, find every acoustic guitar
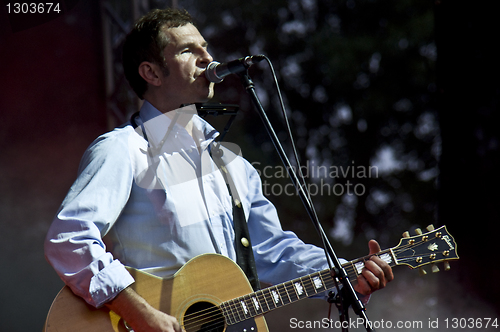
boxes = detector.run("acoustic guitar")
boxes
[44,225,458,332]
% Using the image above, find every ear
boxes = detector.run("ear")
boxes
[138,61,163,87]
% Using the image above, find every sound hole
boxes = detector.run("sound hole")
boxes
[183,301,225,332]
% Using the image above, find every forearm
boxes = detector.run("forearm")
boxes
[105,287,153,327]
[105,287,182,332]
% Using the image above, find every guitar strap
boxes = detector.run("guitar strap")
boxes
[210,142,261,291]
[130,113,260,291]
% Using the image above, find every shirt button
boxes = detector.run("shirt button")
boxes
[241,237,250,247]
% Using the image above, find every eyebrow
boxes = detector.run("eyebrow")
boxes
[179,41,208,50]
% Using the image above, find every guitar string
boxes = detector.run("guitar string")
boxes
[343,236,453,269]
[341,241,453,280]
[182,314,225,332]
[180,277,320,325]
[182,283,315,328]
[341,250,444,274]
[223,238,450,316]
[181,306,226,330]
[180,299,244,329]
[182,238,452,329]
[182,251,442,330]
[181,311,224,331]
[183,248,435,330]
[180,292,258,326]
[182,288,326,331]
[183,269,330,321]
[182,274,336,330]
[183,274,325,328]
[182,270,334,329]
[181,279,328,332]
[215,269,334,318]
[183,320,224,332]
[181,262,435,331]
[329,235,453,280]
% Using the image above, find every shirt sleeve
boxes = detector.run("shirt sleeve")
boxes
[239,161,343,298]
[242,162,373,304]
[44,129,135,308]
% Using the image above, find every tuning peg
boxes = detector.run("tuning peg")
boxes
[431,264,440,273]
[402,231,410,238]
[419,267,427,276]
[426,224,435,231]
[444,261,451,271]
[415,228,422,235]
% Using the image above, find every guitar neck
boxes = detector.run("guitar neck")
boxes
[220,249,395,326]
[220,268,335,326]
[221,225,458,326]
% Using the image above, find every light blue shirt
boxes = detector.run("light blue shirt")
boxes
[44,101,332,308]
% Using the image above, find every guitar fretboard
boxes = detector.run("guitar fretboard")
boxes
[219,250,395,326]
[220,269,335,325]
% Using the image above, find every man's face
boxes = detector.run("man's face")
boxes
[159,23,215,109]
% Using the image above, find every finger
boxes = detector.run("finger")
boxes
[172,319,182,332]
[370,255,394,283]
[355,275,372,296]
[368,239,381,255]
[362,260,383,290]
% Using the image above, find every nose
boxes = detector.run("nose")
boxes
[198,48,213,67]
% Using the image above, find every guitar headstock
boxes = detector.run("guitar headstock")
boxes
[392,225,458,273]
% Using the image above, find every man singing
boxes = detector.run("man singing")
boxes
[45,8,393,332]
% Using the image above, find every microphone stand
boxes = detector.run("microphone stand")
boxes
[238,71,375,332]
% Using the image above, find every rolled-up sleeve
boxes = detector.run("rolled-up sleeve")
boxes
[44,129,135,308]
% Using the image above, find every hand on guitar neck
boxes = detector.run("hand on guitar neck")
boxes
[354,240,395,296]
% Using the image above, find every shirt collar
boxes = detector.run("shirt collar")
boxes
[137,101,219,152]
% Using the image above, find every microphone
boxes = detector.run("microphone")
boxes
[205,55,265,83]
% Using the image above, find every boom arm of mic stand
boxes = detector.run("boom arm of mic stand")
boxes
[238,71,374,332]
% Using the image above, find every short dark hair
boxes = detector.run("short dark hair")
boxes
[122,8,194,99]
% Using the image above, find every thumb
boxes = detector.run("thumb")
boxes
[368,239,381,255]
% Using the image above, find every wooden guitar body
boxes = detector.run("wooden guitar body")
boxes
[44,254,268,332]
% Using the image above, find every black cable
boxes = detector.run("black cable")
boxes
[259,55,348,308]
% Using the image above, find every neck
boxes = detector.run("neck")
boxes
[145,97,183,115]
[164,106,196,137]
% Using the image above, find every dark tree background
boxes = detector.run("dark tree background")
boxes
[1,0,498,331]
[435,0,500,307]
[184,0,441,257]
